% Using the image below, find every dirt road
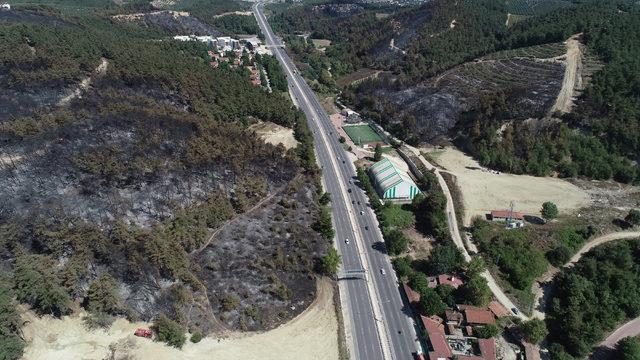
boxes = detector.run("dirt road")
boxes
[22,278,339,360]
[550,33,583,114]
[600,316,640,348]
[567,231,640,266]
[58,58,109,106]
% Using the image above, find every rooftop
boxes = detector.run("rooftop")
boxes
[463,308,495,325]
[369,158,419,194]
[490,210,524,220]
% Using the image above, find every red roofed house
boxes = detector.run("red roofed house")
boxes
[438,274,464,288]
[488,300,509,318]
[421,315,445,335]
[489,210,524,221]
[422,314,452,360]
[463,308,496,326]
[478,338,497,360]
[403,282,421,308]
[251,78,261,86]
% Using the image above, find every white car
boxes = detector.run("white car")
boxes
[380,268,386,275]
[345,238,350,244]
[360,211,364,215]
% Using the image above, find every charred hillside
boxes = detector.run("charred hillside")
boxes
[0,5,330,354]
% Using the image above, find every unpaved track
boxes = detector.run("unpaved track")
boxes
[58,58,109,106]
[550,33,583,114]
[22,278,338,360]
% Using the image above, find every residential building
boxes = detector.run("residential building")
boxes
[369,158,421,200]
[1,3,10,10]
[428,274,464,289]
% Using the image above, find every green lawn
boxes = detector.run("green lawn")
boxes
[343,124,384,145]
[379,204,415,230]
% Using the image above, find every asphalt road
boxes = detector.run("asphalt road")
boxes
[253,3,419,359]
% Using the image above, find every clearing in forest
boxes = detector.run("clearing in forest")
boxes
[431,147,591,225]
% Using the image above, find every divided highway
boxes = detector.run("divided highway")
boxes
[253,3,419,360]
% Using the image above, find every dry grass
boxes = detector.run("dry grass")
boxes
[22,278,339,360]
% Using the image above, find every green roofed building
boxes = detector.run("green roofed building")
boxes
[369,158,421,200]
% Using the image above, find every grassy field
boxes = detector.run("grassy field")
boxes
[379,204,415,230]
[343,124,383,145]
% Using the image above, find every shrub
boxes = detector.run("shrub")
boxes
[384,229,410,256]
[618,337,640,360]
[190,331,204,343]
[83,312,115,330]
[321,247,341,275]
[541,202,558,219]
[520,318,548,344]
[625,209,640,226]
[429,244,464,275]
[153,314,186,349]
[419,288,446,316]
[474,323,500,338]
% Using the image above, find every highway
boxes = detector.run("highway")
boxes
[253,3,420,360]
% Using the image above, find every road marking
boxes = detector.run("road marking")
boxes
[254,5,394,358]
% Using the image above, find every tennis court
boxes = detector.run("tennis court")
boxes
[343,124,384,144]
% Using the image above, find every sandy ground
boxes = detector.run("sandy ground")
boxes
[250,121,299,150]
[22,278,339,360]
[550,33,583,114]
[431,147,591,225]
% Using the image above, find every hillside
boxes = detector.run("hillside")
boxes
[272,0,640,182]
[0,4,329,358]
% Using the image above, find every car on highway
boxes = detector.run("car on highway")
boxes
[380,268,386,275]
[365,226,369,230]
[348,188,352,193]
[360,211,364,215]
[345,238,350,244]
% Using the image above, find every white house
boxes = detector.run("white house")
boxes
[1,3,10,10]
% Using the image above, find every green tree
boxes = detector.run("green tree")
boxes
[393,256,414,280]
[429,244,463,274]
[618,337,640,360]
[154,314,186,348]
[457,274,491,306]
[384,229,410,255]
[409,272,430,295]
[474,323,500,338]
[0,279,24,360]
[521,318,548,344]
[373,143,382,161]
[190,331,204,343]
[319,192,331,205]
[321,247,341,275]
[13,252,70,316]
[419,288,446,316]
[87,273,122,315]
[625,210,640,226]
[541,202,558,219]
[313,206,335,240]
[465,256,486,277]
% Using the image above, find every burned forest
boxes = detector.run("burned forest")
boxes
[0,4,330,353]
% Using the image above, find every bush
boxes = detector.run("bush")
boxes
[520,318,548,344]
[541,202,558,219]
[429,244,464,275]
[384,229,410,256]
[478,231,547,290]
[379,204,415,230]
[393,256,414,279]
[474,323,500,338]
[153,314,186,349]
[618,337,640,360]
[625,209,640,226]
[190,331,204,343]
[321,247,341,275]
[419,288,447,316]
[546,245,572,267]
[456,274,492,306]
[83,312,115,330]
[87,273,122,315]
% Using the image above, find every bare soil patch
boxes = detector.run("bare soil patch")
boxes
[432,147,591,225]
[22,278,339,360]
[250,121,298,150]
[550,33,583,114]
